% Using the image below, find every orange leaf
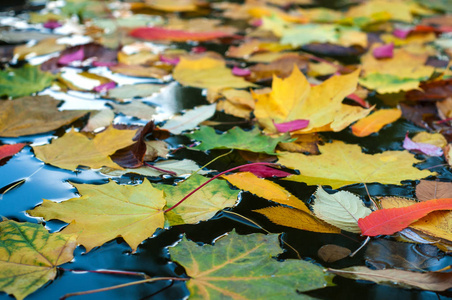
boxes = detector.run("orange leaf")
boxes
[358,198,452,236]
[129,27,234,42]
[351,108,401,137]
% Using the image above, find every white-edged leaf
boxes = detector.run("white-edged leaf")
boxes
[82,109,115,132]
[161,103,216,134]
[312,186,372,233]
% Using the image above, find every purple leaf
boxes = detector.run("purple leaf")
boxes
[58,47,84,65]
[92,61,117,67]
[372,43,394,59]
[159,55,180,65]
[273,119,309,132]
[393,28,412,39]
[403,134,443,157]
[232,66,251,76]
[238,165,291,178]
[93,81,116,93]
[43,20,62,29]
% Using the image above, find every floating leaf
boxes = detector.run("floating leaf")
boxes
[82,109,115,132]
[359,73,424,94]
[0,143,26,161]
[318,245,351,263]
[173,56,255,89]
[161,104,217,134]
[32,126,137,171]
[0,65,55,98]
[0,96,89,137]
[380,197,452,243]
[312,186,371,233]
[159,174,239,225]
[187,126,291,155]
[329,266,452,291]
[351,108,401,137]
[279,141,435,188]
[169,231,334,299]
[0,220,77,300]
[129,27,233,42]
[372,43,394,58]
[253,66,372,134]
[28,179,165,252]
[416,180,452,201]
[224,172,310,212]
[358,198,452,236]
[403,134,443,156]
[107,83,164,101]
[111,102,156,120]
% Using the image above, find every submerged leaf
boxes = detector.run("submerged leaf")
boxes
[28,179,166,252]
[187,126,291,154]
[0,220,77,300]
[170,231,334,299]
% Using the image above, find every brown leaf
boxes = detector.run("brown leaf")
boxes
[109,63,169,79]
[318,244,351,263]
[405,79,452,101]
[248,54,309,82]
[416,180,452,201]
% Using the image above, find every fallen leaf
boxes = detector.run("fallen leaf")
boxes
[372,43,394,59]
[224,172,310,212]
[82,109,115,132]
[345,0,418,22]
[380,196,452,245]
[328,266,452,291]
[255,206,340,233]
[173,56,255,89]
[0,220,77,300]
[359,73,424,94]
[276,133,320,154]
[0,96,89,137]
[13,38,65,60]
[111,102,156,120]
[351,108,401,137]
[169,231,334,298]
[28,179,165,252]
[279,141,435,188]
[161,104,217,134]
[273,119,309,133]
[416,180,452,201]
[313,186,371,233]
[403,134,443,156]
[411,132,448,148]
[130,27,234,42]
[248,54,309,82]
[159,174,239,225]
[237,165,291,178]
[253,66,373,134]
[358,198,452,236]
[143,0,198,12]
[109,64,169,79]
[0,143,26,161]
[405,79,452,101]
[107,83,164,101]
[0,65,55,98]
[318,244,351,263]
[187,126,291,155]
[33,126,137,171]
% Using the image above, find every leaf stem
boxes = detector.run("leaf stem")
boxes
[60,277,188,300]
[144,162,178,176]
[60,268,149,278]
[163,162,277,213]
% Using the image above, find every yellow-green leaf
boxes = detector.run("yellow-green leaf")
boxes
[0,220,77,300]
[27,179,166,252]
[279,141,435,188]
[33,126,137,171]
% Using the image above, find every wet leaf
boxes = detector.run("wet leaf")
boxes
[32,126,137,171]
[416,180,452,201]
[159,174,239,225]
[253,66,372,134]
[358,198,452,236]
[403,134,443,156]
[0,96,89,137]
[351,108,401,137]
[329,266,452,291]
[0,65,55,98]
[130,27,234,42]
[318,245,351,263]
[0,143,26,161]
[380,196,452,244]
[313,186,371,233]
[161,104,217,134]
[13,38,65,60]
[224,172,310,211]
[173,56,255,89]
[111,102,156,120]
[170,231,334,299]
[0,220,77,300]
[28,179,165,252]
[279,141,435,188]
[405,78,452,101]
[188,126,291,154]
[107,83,164,101]
[81,109,115,132]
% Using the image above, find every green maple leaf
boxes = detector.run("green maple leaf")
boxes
[187,126,291,154]
[169,231,334,299]
[0,65,55,98]
[0,220,77,300]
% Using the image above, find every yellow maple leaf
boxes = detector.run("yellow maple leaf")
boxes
[33,126,137,171]
[28,179,166,252]
[381,197,452,244]
[278,141,435,188]
[173,56,256,89]
[345,0,426,23]
[253,66,373,134]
